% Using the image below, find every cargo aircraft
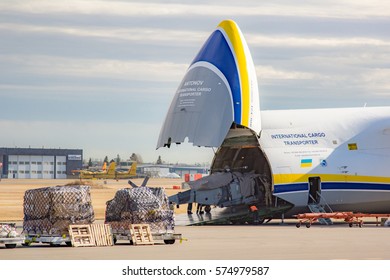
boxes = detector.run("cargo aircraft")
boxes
[156,20,390,224]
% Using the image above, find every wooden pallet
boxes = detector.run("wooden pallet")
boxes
[69,225,95,247]
[130,224,154,245]
[90,224,114,247]
[69,224,114,247]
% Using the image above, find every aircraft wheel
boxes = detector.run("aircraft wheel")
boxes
[296,223,301,228]
[306,224,311,228]
[204,205,211,213]
[349,223,353,228]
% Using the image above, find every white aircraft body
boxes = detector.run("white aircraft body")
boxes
[157,19,390,220]
[260,107,390,215]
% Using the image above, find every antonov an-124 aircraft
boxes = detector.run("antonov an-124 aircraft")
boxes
[156,20,390,224]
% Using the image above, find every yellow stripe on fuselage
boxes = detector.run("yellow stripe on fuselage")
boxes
[218,20,249,127]
[273,173,390,185]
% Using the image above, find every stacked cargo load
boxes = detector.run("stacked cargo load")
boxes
[23,185,94,235]
[105,186,174,234]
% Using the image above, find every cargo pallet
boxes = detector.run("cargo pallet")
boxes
[113,230,182,245]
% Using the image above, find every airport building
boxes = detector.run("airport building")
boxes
[0,147,83,179]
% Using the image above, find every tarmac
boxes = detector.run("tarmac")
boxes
[1,219,390,260]
[1,179,390,260]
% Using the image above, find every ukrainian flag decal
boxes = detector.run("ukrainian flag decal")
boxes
[300,159,312,168]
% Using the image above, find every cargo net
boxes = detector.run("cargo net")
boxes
[105,187,174,234]
[23,185,95,236]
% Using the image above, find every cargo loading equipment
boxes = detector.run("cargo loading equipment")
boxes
[169,165,293,226]
[295,212,390,228]
[0,236,24,248]
[107,178,181,245]
[23,233,72,247]
[0,223,24,249]
[22,185,95,247]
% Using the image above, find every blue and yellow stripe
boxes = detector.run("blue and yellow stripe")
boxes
[190,20,252,128]
[218,20,250,127]
[273,173,390,194]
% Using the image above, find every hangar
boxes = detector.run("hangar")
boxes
[0,147,83,179]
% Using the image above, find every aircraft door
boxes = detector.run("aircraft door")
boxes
[308,177,321,204]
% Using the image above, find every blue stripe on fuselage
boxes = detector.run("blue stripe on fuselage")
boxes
[274,182,390,194]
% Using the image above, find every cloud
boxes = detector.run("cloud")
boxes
[247,34,390,48]
[256,65,323,81]
[1,0,390,19]
[0,54,187,82]
[1,0,389,163]
[0,23,208,46]
[362,69,390,94]
[0,119,214,163]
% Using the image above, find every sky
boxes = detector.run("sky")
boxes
[0,0,389,165]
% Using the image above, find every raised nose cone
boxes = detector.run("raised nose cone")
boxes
[157,20,261,149]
